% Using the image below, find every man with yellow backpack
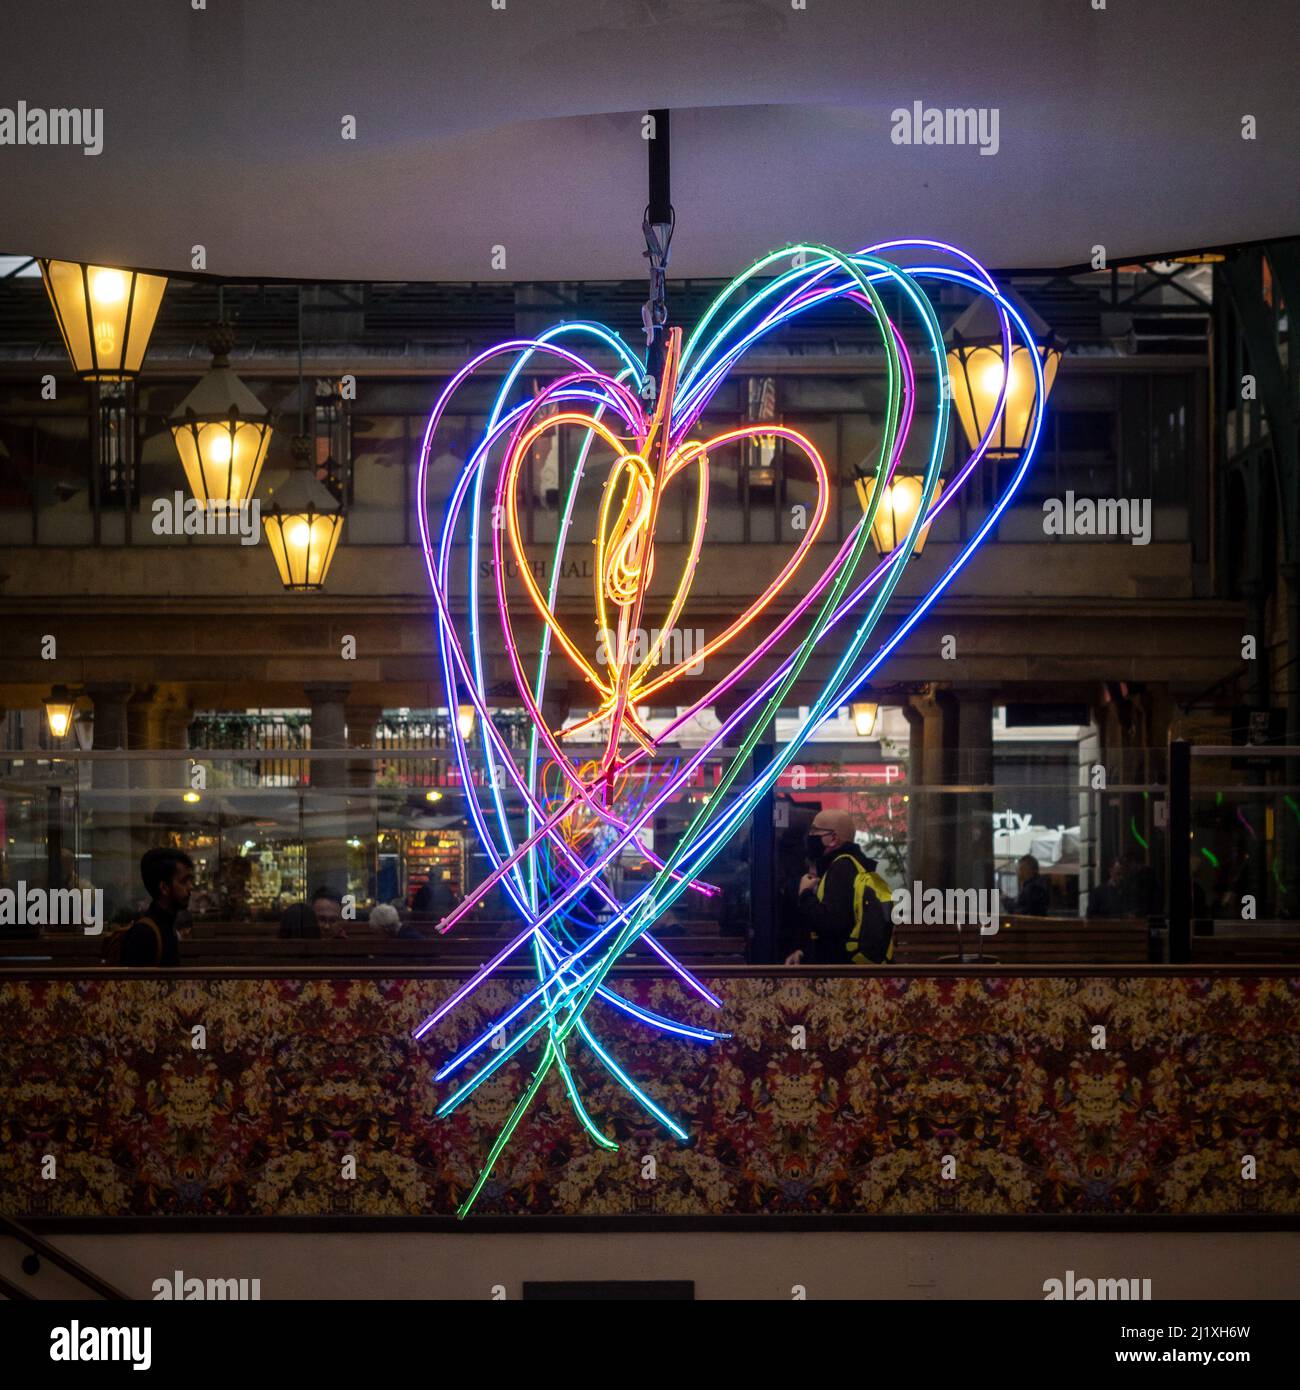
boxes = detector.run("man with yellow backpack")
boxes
[785,810,895,965]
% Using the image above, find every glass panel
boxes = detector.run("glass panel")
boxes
[1189,745,1300,963]
[0,738,1183,968]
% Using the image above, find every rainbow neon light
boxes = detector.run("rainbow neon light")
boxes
[415,241,1047,1215]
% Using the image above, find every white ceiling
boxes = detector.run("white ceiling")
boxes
[1,0,1297,281]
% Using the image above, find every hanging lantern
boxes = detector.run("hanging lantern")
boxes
[850,701,879,738]
[72,706,95,753]
[263,435,345,590]
[946,291,1062,459]
[39,260,167,380]
[170,324,273,507]
[456,703,477,741]
[314,377,351,501]
[43,685,76,741]
[854,474,944,557]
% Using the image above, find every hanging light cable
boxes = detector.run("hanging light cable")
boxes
[262,285,344,590]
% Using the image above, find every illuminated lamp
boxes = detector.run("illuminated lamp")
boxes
[946,290,1061,459]
[39,260,166,380]
[43,685,76,741]
[263,436,344,591]
[170,324,273,508]
[850,701,879,738]
[456,704,476,741]
[854,474,944,557]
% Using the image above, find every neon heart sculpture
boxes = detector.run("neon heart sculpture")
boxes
[415,241,1047,1215]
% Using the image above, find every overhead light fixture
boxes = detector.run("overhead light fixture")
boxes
[43,685,76,741]
[425,789,444,803]
[39,260,167,380]
[456,704,477,741]
[72,706,95,752]
[263,435,345,590]
[170,323,273,507]
[850,701,879,738]
[182,791,201,804]
[854,474,944,557]
[263,288,344,589]
[946,290,1062,460]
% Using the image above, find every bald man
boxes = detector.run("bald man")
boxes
[785,809,894,965]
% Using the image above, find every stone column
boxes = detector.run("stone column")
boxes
[539,687,572,738]
[306,683,351,902]
[954,691,995,896]
[346,703,381,907]
[906,687,958,891]
[901,701,925,890]
[345,704,381,789]
[86,683,135,917]
[125,687,164,894]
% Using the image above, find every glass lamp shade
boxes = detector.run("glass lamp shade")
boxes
[43,686,76,741]
[263,468,344,591]
[850,701,879,738]
[172,414,272,508]
[854,474,943,557]
[72,708,95,752]
[456,704,477,740]
[947,342,1061,458]
[39,260,166,380]
[170,336,273,507]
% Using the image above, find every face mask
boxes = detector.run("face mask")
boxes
[806,834,828,862]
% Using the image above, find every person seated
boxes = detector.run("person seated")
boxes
[1119,849,1161,917]
[411,876,458,922]
[371,902,423,940]
[309,886,346,937]
[1009,854,1051,916]
[278,902,321,939]
[1087,858,1126,918]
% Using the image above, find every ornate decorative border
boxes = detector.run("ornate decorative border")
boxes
[2,972,1296,1218]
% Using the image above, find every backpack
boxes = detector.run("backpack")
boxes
[818,853,896,964]
[101,915,163,966]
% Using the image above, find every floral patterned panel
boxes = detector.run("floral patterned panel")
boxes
[1,972,1296,1217]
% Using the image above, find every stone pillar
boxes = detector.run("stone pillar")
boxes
[18,707,44,751]
[345,704,381,790]
[125,687,164,893]
[540,688,572,738]
[306,684,350,902]
[346,703,381,907]
[750,738,777,963]
[954,691,995,896]
[901,701,925,889]
[86,683,135,917]
[907,687,958,891]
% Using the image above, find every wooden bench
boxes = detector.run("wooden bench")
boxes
[891,916,1150,965]
[1191,934,1300,964]
[0,929,748,967]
